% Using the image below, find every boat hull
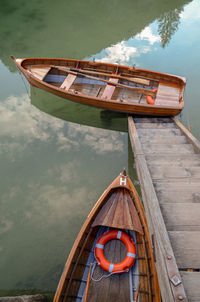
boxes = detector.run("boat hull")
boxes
[53,171,161,302]
[12,57,185,116]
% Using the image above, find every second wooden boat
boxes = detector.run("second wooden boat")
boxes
[53,170,161,302]
[12,57,186,116]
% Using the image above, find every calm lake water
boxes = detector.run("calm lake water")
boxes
[0,0,200,294]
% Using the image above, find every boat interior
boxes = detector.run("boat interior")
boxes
[58,187,158,302]
[25,59,184,108]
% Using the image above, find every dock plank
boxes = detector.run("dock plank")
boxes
[168,231,200,269]
[155,187,200,204]
[134,117,173,123]
[180,272,200,302]
[146,154,200,167]
[154,178,200,185]
[161,203,200,231]
[140,135,187,144]
[142,143,194,154]
[137,128,182,136]
[135,122,176,129]
[149,166,200,179]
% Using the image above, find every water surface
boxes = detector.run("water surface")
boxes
[0,0,199,293]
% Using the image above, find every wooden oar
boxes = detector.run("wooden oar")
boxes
[51,65,151,86]
[83,263,93,302]
[51,65,156,98]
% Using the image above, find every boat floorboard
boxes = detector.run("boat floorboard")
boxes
[88,239,130,302]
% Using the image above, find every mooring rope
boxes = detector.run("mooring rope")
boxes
[18,71,30,98]
[186,107,193,132]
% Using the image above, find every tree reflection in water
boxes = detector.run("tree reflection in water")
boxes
[158,8,183,48]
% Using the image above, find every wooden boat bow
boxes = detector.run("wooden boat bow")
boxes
[53,170,161,302]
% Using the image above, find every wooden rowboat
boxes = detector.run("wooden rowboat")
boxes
[11,57,186,116]
[53,170,161,302]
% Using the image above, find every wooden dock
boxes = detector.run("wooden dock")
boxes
[128,116,200,302]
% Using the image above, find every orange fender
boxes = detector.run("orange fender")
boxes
[146,88,157,105]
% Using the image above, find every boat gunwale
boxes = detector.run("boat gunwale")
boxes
[12,57,185,113]
[16,57,187,85]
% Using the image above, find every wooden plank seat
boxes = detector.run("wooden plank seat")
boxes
[155,83,180,106]
[30,67,51,80]
[101,77,119,99]
[60,73,77,90]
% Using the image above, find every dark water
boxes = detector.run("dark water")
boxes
[0,0,199,293]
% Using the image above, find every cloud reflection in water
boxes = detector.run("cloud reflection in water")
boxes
[0,94,125,155]
[0,92,127,289]
[89,24,161,65]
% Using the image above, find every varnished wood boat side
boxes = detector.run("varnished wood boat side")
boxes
[53,176,122,302]
[12,57,185,116]
[13,57,186,84]
[53,172,161,302]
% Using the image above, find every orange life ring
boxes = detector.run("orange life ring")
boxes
[146,88,157,105]
[95,230,136,273]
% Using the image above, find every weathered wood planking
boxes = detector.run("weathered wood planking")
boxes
[180,272,200,302]
[156,83,180,101]
[60,74,77,90]
[155,84,180,106]
[30,67,51,80]
[134,117,173,123]
[88,239,130,302]
[101,77,119,99]
[146,154,200,167]
[135,122,176,129]
[140,135,187,144]
[149,166,200,179]
[128,116,187,302]
[173,117,200,153]
[129,115,200,302]
[169,231,200,268]
[156,100,179,107]
[155,188,200,204]
[142,143,194,154]
[136,128,182,136]
[161,203,200,231]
